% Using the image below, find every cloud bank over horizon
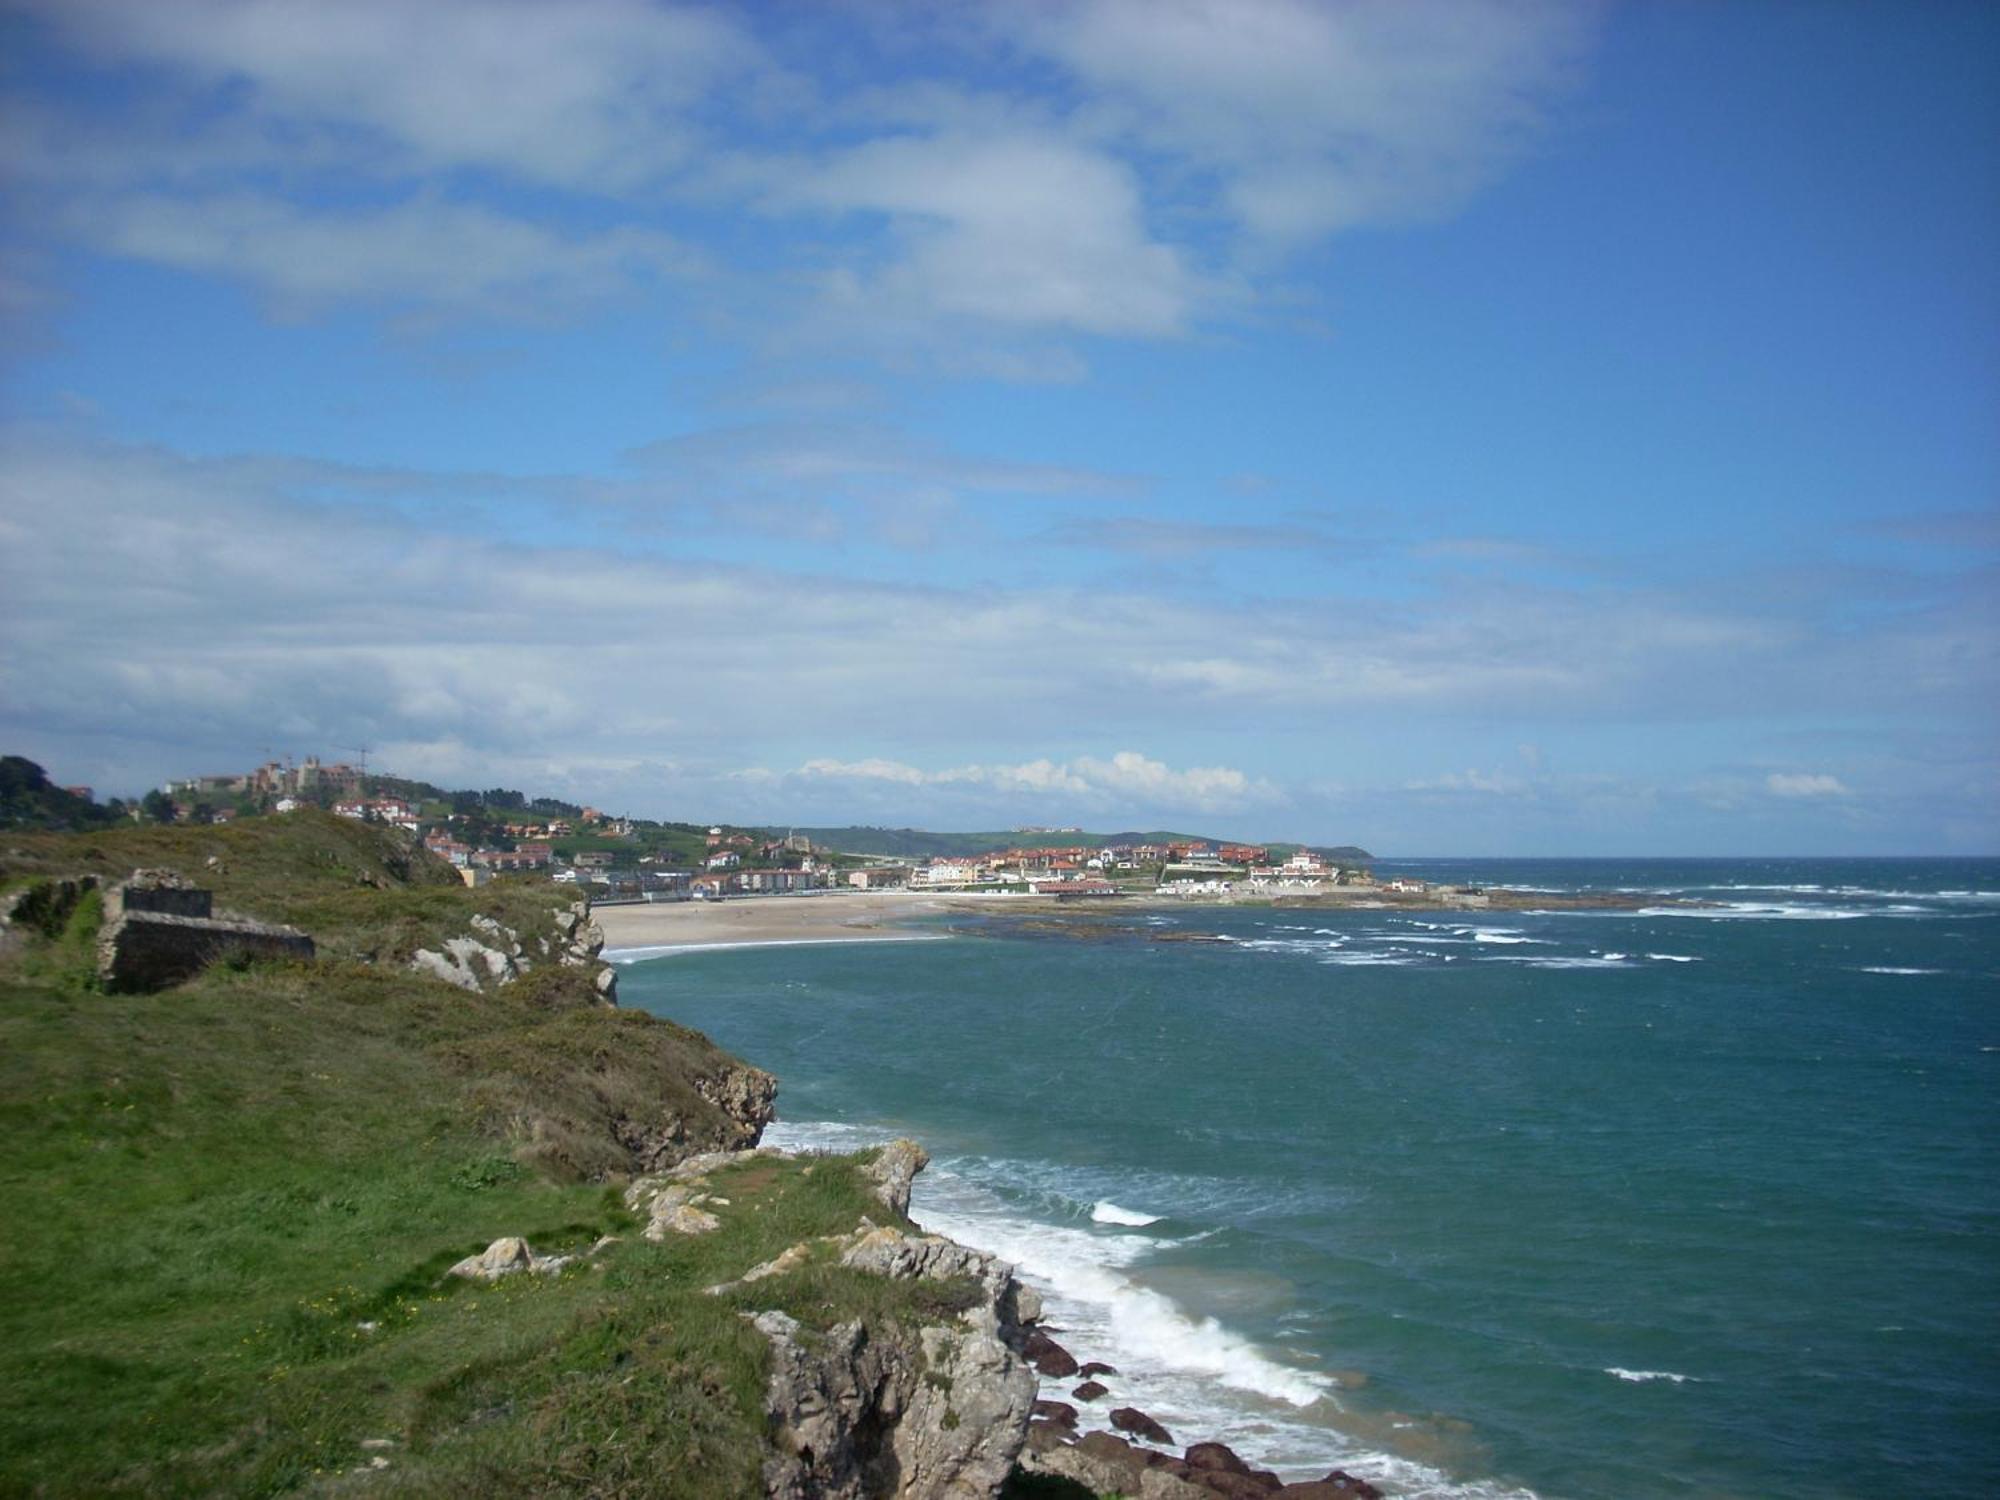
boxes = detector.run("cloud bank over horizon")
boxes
[1,1,1995,853]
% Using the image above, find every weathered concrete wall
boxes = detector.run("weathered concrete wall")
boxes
[104,869,212,922]
[116,885,212,919]
[97,912,314,993]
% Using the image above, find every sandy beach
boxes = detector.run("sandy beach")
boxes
[593,889,964,956]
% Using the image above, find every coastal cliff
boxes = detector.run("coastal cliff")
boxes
[4,812,1380,1498]
[0,814,1047,1498]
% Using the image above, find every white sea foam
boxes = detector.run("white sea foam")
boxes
[1471,929,1546,945]
[1091,1200,1163,1227]
[1477,954,1635,970]
[1635,903,1870,921]
[1605,1368,1699,1384]
[1856,966,1942,976]
[764,1120,1548,1497]
[605,934,947,962]
[1646,953,1700,962]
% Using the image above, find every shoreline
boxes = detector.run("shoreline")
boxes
[594,884,1699,958]
[592,889,956,955]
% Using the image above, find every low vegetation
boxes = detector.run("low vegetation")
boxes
[0,817,952,1497]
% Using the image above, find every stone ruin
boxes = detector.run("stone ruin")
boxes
[95,869,315,992]
[0,868,314,992]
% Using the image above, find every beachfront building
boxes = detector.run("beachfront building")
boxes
[913,859,988,887]
[848,867,911,889]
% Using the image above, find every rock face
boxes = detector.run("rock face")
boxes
[758,1226,1038,1500]
[863,1138,931,1216]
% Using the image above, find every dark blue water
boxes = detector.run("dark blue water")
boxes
[618,859,2000,1499]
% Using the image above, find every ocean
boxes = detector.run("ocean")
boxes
[615,859,1999,1499]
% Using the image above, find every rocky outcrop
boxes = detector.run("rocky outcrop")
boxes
[624,1146,783,1241]
[758,1223,1037,1500]
[410,895,619,1002]
[863,1138,930,1216]
[1025,1430,1211,1500]
[446,1236,574,1281]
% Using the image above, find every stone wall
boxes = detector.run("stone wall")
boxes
[110,876,213,920]
[97,910,315,993]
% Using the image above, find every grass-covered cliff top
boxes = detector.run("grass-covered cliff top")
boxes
[0,815,963,1497]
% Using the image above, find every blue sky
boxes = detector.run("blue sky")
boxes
[1,0,1994,854]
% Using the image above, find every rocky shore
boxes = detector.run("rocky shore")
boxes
[1010,1321,1382,1500]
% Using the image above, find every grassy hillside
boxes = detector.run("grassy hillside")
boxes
[0,817,951,1498]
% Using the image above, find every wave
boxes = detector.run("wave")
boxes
[1646,953,1700,962]
[1635,903,1872,921]
[1091,1200,1163,1227]
[766,1121,1544,1496]
[1605,1368,1699,1384]
[1855,966,1942,976]
[1478,955,1636,970]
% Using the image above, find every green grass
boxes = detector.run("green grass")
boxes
[0,817,977,1498]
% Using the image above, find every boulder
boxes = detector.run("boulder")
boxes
[446,1237,571,1282]
[1277,1475,1384,1500]
[449,1236,533,1280]
[1079,1360,1120,1378]
[1071,1380,1109,1402]
[1111,1406,1175,1446]
[1186,1443,1253,1475]
[1024,1328,1080,1378]
[1015,1282,1044,1325]
[1190,1471,1284,1498]
[1024,1419,1070,1454]
[1031,1399,1078,1429]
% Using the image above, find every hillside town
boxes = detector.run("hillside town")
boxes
[135,753,1401,903]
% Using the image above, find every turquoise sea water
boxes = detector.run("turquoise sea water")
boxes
[617,859,1999,1499]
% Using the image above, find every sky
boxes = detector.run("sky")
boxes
[1,0,1995,855]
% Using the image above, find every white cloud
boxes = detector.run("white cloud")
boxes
[750,751,1270,815]
[1017,0,1590,244]
[1765,772,1851,799]
[2,436,1986,840]
[6,0,1589,350]
[26,0,753,190]
[68,193,698,318]
[1403,768,1531,796]
[786,132,1209,337]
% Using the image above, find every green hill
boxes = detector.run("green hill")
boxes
[774,824,1371,863]
[0,814,951,1497]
